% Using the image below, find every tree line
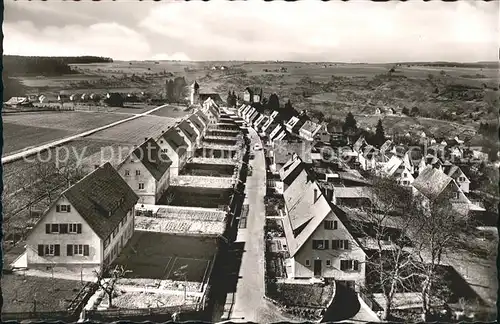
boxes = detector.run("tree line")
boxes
[165,77,188,103]
[4,55,113,76]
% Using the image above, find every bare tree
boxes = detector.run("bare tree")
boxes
[348,177,420,320]
[93,265,131,308]
[409,192,469,321]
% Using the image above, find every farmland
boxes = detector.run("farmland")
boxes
[2,111,126,156]
[85,115,178,144]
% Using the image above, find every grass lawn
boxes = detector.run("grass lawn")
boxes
[150,105,189,119]
[114,231,217,281]
[1,274,85,313]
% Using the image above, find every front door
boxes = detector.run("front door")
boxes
[313,260,322,277]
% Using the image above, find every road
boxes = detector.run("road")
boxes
[223,127,290,323]
[1,104,172,165]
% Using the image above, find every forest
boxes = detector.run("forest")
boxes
[3,55,113,76]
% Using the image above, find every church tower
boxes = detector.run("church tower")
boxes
[190,81,200,106]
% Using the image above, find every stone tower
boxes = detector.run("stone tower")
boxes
[190,81,200,106]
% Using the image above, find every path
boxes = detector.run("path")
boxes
[1,104,171,165]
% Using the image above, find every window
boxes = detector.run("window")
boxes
[326,260,331,267]
[162,148,168,153]
[402,180,410,186]
[136,170,141,176]
[312,240,329,250]
[138,183,145,190]
[56,204,71,212]
[51,224,60,233]
[324,220,334,230]
[67,244,89,256]
[38,244,60,256]
[333,221,338,229]
[453,192,459,199]
[458,176,466,182]
[68,223,82,234]
[340,260,359,271]
[305,259,310,266]
[125,169,130,176]
[74,244,84,255]
[104,238,110,250]
[332,240,349,250]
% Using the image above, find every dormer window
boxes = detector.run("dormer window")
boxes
[458,176,466,182]
[136,170,141,176]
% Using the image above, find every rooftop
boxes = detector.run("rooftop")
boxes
[412,166,453,200]
[190,157,239,165]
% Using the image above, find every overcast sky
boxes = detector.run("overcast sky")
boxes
[4,1,499,62]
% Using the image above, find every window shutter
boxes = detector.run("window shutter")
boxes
[54,244,60,256]
[77,224,82,234]
[60,224,68,234]
[340,260,346,270]
[67,245,73,256]
[46,224,51,234]
[38,245,44,256]
[344,240,349,249]
[353,260,359,271]
[67,205,71,212]
[334,221,338,229]
[56,205,60,212]
[84,245,90,256]
[324,240,329,249]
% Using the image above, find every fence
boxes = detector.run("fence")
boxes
[1,310,78,322]
[85,304,199,321]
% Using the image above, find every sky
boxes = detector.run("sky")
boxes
[4,0,499,63]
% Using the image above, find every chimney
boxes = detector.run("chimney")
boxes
[313,188,318,203]
[326,188,334,202]
[145,137,148,142]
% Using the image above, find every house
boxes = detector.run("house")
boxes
[358,145,378,171]
[243,87,263,104]
[89,93,101,101]
[285,116,307,135]
[386,107,396,115]
[443,163,470,193]
[38,95,47,104]
[374,107,382,115]
[411,166,472,214]
[22,163,138,270]
[104,93,124,107]
[188,114,206,144]
[58,94,69,102]
[269,124,288,142]
[4,97,33,108]
[176,119,199,157]
[248,110,260,126]
[299,120,322,142]
[258,115,272,134]
[69,94,79,102]
[117,138,172,205]
[380,155,415,187]
[281,159,366,287]
[194,110,209,134]
[314,124,331,143]
[202,98,220,124]
[156,128,188,177]
[253,114,265,130]
[80,93,90,102]
[199,93,224,106]
[270,140,312,174]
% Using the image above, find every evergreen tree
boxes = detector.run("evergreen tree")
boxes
[374,119,386,148]
[268,93,280,111]
[227,90,233,106]
[342,112,358,134]
[166,79,175,102]
[410,106,419,116]
[402,107,409,115]
[284,99,293,111]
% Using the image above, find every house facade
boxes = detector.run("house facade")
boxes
[243,87,263,103]
[281,159,366,288]
[156,128,189,177]
[177,119,199,158]
[298,120,322,142]
[23,163,138,270]
[118,139,172,205]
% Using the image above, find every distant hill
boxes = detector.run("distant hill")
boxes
[3,55,114,77]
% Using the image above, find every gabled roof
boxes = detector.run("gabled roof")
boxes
[160,127,188,158]
[177,119,198,144]
[281,163,365,258]
[5,97,29,105]
[63,163,139,239]
[382,155,404,176]
[443,164,468,181]
[273,140,313,165]
[279,157,303,185]
[195,110,209,125]
[353,136,368,153]
[188,114,205,132]
[299,120,321,136]
[379,140,394,153]
[199,93,224,105]
[131,138,172,181]
[412,166,453,200]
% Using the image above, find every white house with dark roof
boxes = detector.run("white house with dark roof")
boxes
[117,138,172,205]
[156,127,189,177]
[280,158,366,287]
[298,120,321,142]
[443,163,470,193]
[202,97,220,124]
[188,114,205,145]
[176,119,199,157]
[380,155,415,187]
[20,163,138,270]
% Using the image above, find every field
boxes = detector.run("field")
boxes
[86,115,178,144]
[2,111,127,156]
[114,231,217,282]
[2,274,85,313]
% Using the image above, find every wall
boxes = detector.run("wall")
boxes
[291,213,366,286]
[26,197,101,267]
[103,210,134,267]
[155,171,171,203]
[187,120,202,147]
[157,139,181,177]
[176,127,195,158]
[118,157,156,205]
